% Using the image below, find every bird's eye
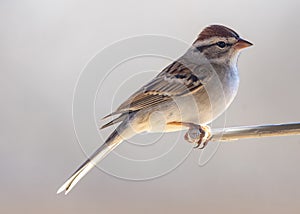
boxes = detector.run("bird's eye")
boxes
[216,41,226,48]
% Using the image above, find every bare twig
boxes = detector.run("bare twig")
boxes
[185,122,300,143]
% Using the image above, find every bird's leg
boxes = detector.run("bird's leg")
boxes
[167,122,212,149]
[184,123,211,149]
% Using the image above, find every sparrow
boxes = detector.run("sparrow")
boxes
[57,24,252,194]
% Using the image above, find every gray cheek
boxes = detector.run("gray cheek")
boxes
[203,47,229,59]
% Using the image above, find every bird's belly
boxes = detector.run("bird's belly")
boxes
[144,79,238,133]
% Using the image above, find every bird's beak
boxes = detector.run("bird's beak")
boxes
[235,38,253,50]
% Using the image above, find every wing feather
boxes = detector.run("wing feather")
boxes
[102,60,206,127]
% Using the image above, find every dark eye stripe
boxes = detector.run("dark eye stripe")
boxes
[195,42,233,52]
[195,43,215,52]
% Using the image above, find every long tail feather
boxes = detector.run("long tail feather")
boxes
[100,114,127,130]
[57,121,135,195]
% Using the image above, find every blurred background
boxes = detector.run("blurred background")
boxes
[1,0,300,213]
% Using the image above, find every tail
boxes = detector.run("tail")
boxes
[57,121,135,195]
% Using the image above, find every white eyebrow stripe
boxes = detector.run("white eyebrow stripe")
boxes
[194,37,237,47]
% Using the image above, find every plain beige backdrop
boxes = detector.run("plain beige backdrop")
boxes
[1,0,300,213]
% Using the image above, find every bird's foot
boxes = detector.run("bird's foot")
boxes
[167,122,212,149]
[185,124,211,149]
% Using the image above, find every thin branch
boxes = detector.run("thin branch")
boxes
[210,122,300,142]
[184,122,300,145]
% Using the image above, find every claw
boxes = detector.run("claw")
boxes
[194,143,201,149]
[167,121,212,149]
[196,139,209,149]
[188,124,211,149]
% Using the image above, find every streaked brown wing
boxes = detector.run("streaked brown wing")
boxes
[104,61,203,118]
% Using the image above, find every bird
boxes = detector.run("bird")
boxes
[57,24,252,194]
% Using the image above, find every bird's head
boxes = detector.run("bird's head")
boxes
[193,25,253,66]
